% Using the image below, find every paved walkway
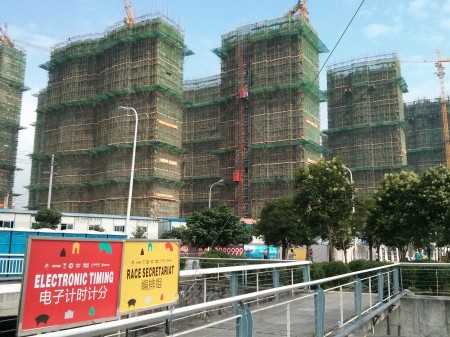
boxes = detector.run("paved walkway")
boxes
[135,291,376,337]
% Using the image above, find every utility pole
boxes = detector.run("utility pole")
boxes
[47,154,55,209]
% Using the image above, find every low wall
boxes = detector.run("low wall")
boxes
[373,293,450,337]
[0,283,21,317]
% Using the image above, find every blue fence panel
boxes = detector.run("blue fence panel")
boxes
[10,230,38,254]
[0,230,11,254]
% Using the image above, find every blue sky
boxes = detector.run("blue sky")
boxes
[2,0,450,208]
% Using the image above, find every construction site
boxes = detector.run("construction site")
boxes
[28,13,187,218]
[183,11,327,217]
[405,97,450,174]
[21,0,450,219]
[0,27,25,209]
[325,54,409,196]
[24,0,329,219]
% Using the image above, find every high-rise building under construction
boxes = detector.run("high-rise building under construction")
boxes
[29,11,327,219]
[29,14,187,218]
[405,98,450,174]
[182,15,327,217]
[0,39,25,208]
[326,54,408,195]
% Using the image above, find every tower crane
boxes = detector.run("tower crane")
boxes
[402,50,450,168]
[121,0,135,26]
[0,24,13,46]
[286,0,309,20]
[0,23,51,52]
[435,49,450,168]
[13,39,51,52]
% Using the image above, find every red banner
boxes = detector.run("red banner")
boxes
[18,238,123,335]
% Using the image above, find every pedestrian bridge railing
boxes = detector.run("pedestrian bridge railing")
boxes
[0,254,24,277]
[5,256,450,337]
[39,263,411,337]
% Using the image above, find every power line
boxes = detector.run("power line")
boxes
[316,0,366,80]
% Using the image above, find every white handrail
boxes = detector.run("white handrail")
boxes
[40,263,400,337]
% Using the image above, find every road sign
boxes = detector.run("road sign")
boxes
[119,240,179,313]
[18,238,123,336]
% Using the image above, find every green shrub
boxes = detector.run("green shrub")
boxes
[322,261,351,278]
[348,259,388,273]
[310,263,326,281]
[402,260,450,295]
[309,261,351,288]
[199,250,231,268]
[180,257,187,270]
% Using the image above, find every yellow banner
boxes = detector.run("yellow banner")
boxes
[119,241,180,313]
[292,248,307,260]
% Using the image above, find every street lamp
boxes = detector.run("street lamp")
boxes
[343,165,355,213]
[118,106,138,230]
[208,179,223,208]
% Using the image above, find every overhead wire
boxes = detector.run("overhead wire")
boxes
[303,0,366,92]
[313,0,366,85]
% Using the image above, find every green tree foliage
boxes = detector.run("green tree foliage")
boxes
[131,226,147,238]
[357,196,380,260]
[414,166,450,257]
[369,170,420,259]
[369,167,450,260]
[256,196,313,260]
[333,220,354,263]
[159,227,188,245]
[199,250,231,268]
[32,209,62,230]
[91,225,105,232]
[294,158,354,260]
[165,206,253,249]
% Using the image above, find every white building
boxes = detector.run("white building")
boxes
[0,209,186,239]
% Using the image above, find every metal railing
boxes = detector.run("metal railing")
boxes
[0,254,24,276]
[38,263,405,337]
[6,256,450,337]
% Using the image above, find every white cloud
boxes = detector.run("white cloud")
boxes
[8,24,57,51]
[362,23,401,38]
[407,0,432,19]
[441,0,450,13]
[438,17,450,31]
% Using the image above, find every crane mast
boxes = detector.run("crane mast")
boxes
[0,24,13,46]
[435,49,450,168]
[121,0,135,26]
[286,0,309,20]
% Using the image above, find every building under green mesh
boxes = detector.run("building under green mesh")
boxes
[0,43,25,208]
[29,15,187,218]
[325,54,408,195]
[182,15,327,217]
[405,98,449,174]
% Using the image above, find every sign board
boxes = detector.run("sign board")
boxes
[119,240,179,313]
[18,238,123,336]
[74,217,102,225]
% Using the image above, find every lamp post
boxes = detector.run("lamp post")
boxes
[343,165,355,214]
[118,106,138,230]
[208,179,223,208]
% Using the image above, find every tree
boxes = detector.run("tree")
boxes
[91,225,105,232]
[185,205,253,249]
[131,226,147,238]
[369,170,420,260]
[414,166,450,259]
[159,227,188,245]
[32,208,62,230]
[255,196,314,260]
[333,219,354,263]
[294,158,354,261]
[357,196,380,260]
